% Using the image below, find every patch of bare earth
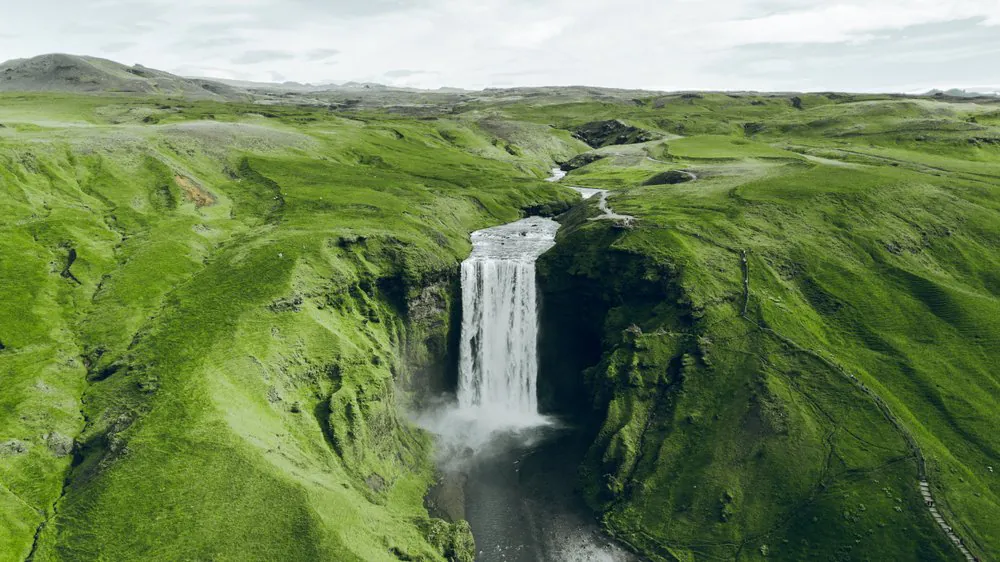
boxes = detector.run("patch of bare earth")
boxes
[174,175,216,207]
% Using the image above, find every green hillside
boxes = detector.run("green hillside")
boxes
[0,92,575,561]
[1,87,998,561]
[533,93,1000,561]
[0,55,246,100]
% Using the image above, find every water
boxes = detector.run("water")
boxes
[568,186,604,200]
[418,215,638,562]
[458,217,559,418]
[416,217,559,463]
[545,167,567,182]
[546,166,604,200]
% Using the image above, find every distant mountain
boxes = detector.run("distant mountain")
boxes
[0,54,249,100]
[201,77,340,93]
[203,76,469,95]
[203,77,392,93]
[924,88,999,98]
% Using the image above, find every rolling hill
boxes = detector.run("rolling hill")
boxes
[0,55,998,562]
[0,54,247,100]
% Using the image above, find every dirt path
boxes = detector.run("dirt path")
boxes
[919,481,978,561]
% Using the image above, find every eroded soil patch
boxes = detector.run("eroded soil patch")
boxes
[175,175,216,207]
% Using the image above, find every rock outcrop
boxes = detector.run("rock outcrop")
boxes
[572,120,657,148]
[559,152,606,171]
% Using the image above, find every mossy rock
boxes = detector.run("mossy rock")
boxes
[643,170,694,185]
[421,519,475,562]
[560,152,606,171]
[448,520,476,562]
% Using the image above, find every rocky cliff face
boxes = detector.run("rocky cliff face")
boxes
[559,152,606,171]
[403,271,461,402]
[0,92,578,560]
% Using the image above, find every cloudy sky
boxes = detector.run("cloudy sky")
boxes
[2,0,1000,92]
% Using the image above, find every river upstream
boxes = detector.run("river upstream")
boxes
[418,213,639,561]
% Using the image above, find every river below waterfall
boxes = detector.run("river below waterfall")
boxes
[417,214,640,562]
[464,426,638,562]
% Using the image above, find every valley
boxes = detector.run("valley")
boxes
[1,57,999,561]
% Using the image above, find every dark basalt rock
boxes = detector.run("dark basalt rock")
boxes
[559,152,605,171]
[572,119,657,148]
[61,247,81,285]
[743,122,766,136]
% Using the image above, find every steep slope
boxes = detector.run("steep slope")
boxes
[0,54,247,100]
[0,93,576,561]
[2,84,999,562]
[531,93,1000,561]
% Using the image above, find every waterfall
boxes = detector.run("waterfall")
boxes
[422,213,634,562]
[457,217,559,421]
[459,259,540,413]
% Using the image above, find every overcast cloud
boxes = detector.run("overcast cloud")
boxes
[1,0,999,91]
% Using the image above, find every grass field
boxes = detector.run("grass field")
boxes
[2,88,999,561]
[532,92,1000,561]
[0,92,576,561]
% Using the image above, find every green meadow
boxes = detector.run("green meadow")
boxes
[535,93,1000,561]
[1,88,998,561]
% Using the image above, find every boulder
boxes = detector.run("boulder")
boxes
[46,432,74,457]
[420,517,475,562]
[0,439,28,456]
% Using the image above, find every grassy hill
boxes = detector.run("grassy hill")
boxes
[0,81,998,562]
[0,55,247,100]
[0,92,577,561]
[532,93,1000,561]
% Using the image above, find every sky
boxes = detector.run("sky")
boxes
[1,0,1000,92]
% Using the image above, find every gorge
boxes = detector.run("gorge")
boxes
[420,211,637,561]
